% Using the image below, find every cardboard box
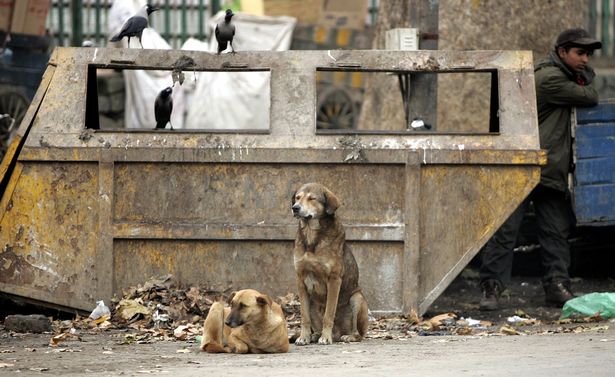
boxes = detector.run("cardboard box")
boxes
[319,0,368,29]
[0,0,14,32]
[11,0,49,35]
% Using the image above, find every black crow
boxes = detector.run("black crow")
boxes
[155,87,173,130]
[109,4,159,48]
[215,9,236,54]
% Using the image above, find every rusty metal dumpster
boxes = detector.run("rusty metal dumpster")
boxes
[0,47,544,315]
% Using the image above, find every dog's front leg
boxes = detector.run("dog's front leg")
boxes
[295,275,312,346]
[200,302,228,353]
[319,276,342,345]
[227,333,249,354]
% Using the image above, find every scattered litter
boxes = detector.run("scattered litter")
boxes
[49,330,80,347]
[89,300,111,322]
[419,312,457,331]
[507,315,530,323]
[407,309,421,325]
[52,348,70,353]
[173,324,201,340]
[29,367,50,372]
[499,325,523,335]
[462,317,481,327]
[419,331,450,336]
[561,292,615,319]
[0,363,14,368]
[38,274,613,344]
[116,299,150,322]
[176,349,191,353]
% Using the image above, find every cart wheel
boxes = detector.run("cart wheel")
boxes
[0,88,29,160]
[317,88,357,130]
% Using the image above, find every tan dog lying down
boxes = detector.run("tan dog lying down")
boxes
[200,289,289,354]
[291,182,369,345]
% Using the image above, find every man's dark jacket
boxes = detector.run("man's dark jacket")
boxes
[534,51,599,192]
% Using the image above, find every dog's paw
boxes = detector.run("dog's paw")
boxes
[317,335,333,345]
[340,334,361,343]
[295,336,311,346]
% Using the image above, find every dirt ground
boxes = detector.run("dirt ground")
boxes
[1,326,614,377]
[1,272,614,376]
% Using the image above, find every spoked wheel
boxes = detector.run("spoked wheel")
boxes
[316,88,357,130]
[0,88,30,161]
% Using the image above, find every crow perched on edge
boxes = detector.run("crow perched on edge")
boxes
[109,4,159,48]
[215,9,236,54]
[155,87,173,130]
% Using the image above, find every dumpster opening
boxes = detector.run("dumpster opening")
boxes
[85,66,272,131]
[315,69,499,134]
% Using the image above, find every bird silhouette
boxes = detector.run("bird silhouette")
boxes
[109,4,159,48]
[155,87,173,130]
[215,9,236,54]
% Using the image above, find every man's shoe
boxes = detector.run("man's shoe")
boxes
[479,280,501,311]
[544,282,575,307]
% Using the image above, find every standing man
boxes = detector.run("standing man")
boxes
[479,28,602,310]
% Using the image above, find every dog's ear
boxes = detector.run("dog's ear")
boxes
[291,189,297,206]
[323,187,341,215]
[226,291,236,305]
[256,294,272,308]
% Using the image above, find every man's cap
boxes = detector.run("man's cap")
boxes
[556,28,602,50]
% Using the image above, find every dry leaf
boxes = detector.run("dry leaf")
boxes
[407,309,421,325]
[499,325,520,335]
[49,332,73,346]
[455,327,473,335]
[428,312,457,328]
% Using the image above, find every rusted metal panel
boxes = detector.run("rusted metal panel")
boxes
[0,162,99,308]
[112,162,404,227]
[0,48,546,315]
[417,165,540,313]
[113,240,404,313]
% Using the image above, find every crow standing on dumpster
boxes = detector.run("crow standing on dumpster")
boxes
[215,9,236,54]
[109,4,159,48]
[155,87,173,130]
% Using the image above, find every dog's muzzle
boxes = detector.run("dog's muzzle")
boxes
[292,205,312,219]
[225,317,242,328]
[292,204,301,216]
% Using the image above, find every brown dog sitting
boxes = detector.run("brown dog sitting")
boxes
[199,289,289,354]
[291,182,369,345]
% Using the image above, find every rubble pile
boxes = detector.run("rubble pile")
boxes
[52,275,232,344]
[35,275,612,346]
